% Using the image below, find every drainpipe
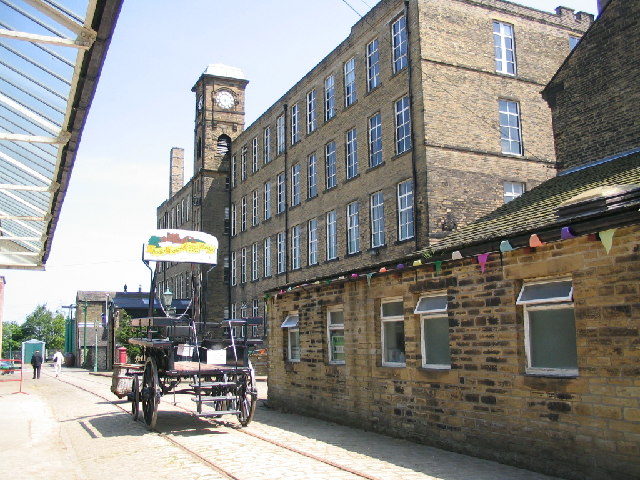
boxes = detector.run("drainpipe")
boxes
[283,103,290,285]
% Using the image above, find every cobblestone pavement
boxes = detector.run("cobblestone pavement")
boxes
[0,365,561,480]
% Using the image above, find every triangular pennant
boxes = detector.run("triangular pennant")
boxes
[366,272,373,286]
[476,253,490,273]
[560,226,576,240]
[529,234,544,247]
[452,251,463,260]
[434,261,442,274]
[599,229,616,254]
[499,240,513,252]
[412,259,422,267]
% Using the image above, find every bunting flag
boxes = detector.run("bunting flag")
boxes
[379,267,387,273]
[529,234,544,247]
[452,251,463,260]
[499,240,513,252]
[599,229,616,254]
[412,259,422,267]
[351,273,359,278]
[560,226,576,240]
[397,263,405,269]
[476,253,490,273]
[434,260,442,274]
[366,272,373,286]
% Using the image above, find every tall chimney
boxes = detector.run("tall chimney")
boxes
[169,147,184,198]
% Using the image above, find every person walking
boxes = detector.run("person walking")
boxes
[52,349,64,377]
[31,350,43,379]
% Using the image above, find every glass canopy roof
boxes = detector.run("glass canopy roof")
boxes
[0,0,122,269]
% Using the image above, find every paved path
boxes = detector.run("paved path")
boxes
[0,365,561,480]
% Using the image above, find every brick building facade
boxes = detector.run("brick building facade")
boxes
[266,1,640,478]
[75,291,113,370]
[156,0,591,325]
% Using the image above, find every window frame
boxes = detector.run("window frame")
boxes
[369,112,383,168]
[344,57,357,107]
[308,218,318,266]
[325,141,337,189]
[252,136,259,173]
[230,251,237,286]
[391,15,408,73]
[263,181,272,220]
[493,21,517,76]
[251,242,259,281]
[307,89,317,133]
[277,172,286,214]
[291,103,299,145]
[503,181,525,203]
[327,307,345,364]
[381,297,406,367]
[252,189,259,227]
[326,210,338,261]
[346,127,358,180]
[240,247,247,284]
[395,96,412,155]
[291,163,301,207]
[325,74,336,121]
[416,293,450,369]
[367,38,380,91]
[499,99,523,156]
[347,201,360,255]
[370,191,385,248]
[263,126,272,164]
[241,196,247,232]
[307,153,318,199]
[281,313,300,362]
[397,179,414,241]
[291,224,301,270]
[276,114,285,155]
[277,231,286,274]
[263,236,272,277]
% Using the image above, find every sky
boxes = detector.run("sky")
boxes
[0,0,598,324]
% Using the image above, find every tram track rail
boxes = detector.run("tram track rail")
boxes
[51,371,383,480]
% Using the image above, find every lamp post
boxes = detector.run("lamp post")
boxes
[162,288,174,317]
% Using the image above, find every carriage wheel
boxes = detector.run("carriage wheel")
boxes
[131,375,140,421]
[141,358,160,429]
[237,366,257,427]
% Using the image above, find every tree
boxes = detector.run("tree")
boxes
[2,322,23,359]
[115,311,142,362]
[21,305,65,352]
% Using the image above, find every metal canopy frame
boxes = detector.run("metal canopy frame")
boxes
[0,0,122,269]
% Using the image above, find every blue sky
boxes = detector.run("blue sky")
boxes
[1,0,598,324]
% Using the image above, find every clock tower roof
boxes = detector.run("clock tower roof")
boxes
[202,64,246,81]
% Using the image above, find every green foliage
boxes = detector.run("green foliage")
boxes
[115,311,143,362]
[2,322,23,359]
[21,305,65,351]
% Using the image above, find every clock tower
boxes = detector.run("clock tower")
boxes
[190,64,248,324]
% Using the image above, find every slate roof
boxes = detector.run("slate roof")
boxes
[425,150,640,258]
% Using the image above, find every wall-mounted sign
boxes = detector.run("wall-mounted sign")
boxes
[144,229,218,265]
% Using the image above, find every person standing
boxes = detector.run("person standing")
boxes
[31,350,43,379]
[52,350,64,377]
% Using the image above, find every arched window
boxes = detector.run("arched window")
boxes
[217,135,231,155]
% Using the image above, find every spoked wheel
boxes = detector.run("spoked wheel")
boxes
[237,364,257,427]
[141,358,160,429]
[131,375,140,421]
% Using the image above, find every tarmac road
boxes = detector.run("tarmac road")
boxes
[0,365,561,480]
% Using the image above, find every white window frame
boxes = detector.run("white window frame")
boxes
[252,136,259,173]
[397,179,414,241]
[503,181,525,203]
[516,279,578,377]
[282,313,300,362]
[291,103,299,144]
[327,307,345,364]
[370,191,385,248]
[307,89,317,133]
[291,225,301,270]
[230,252,237,286]
[291,163,301,207]
[307,153,318,198]
[395,96,411,155]
[344,57,356,107]
[241,146,247,181]
[252,189,259,227]
[493,21,516,75]
[381,297,405,367]
[415,293,450,369]
[276,114,285,154]
[230,202,237,236]
[240,247,247,284]
[326,210,337,261]
[499,99,523,155]
[347,201,360,255]
[263,237,272,277]
[252,300,259,318]
[263,126,272,164]
[392,15,408,73]
[277,231,286,274]
[325,141,337,189]
[231,155,236,187]
[251,243,259,281]
[325,74,336,121]
[264,181,272,220]
[241,196,247,232]
[367,38,380,91]
[277,172,286,213]
[369,112,383,167]
[346,128,358,180]
[308,218,318,265]
[231,303,236,319]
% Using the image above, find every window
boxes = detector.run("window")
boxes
[291,163,301,207]
[494,21,516,75]
[307,153,318,199]
[370,191,385,248]
[369,113,383,167]
[251,243,258,281]
[392,15,408,73]
[263,126,272,164]
[307,89,317,133]
[327,308,345,364]
[325,74,336,121]
[517,279,577,376]
[381,298,405,366]
[240,247,247,284]
[252,299,259,318]
[277,231,286,274]
[568,36,580,51]
[277,172,286,213]
[241,146,247,181]
[230,251,237,286]
[503,181,525,203]
[230,203,237,236]
[252,137,259,173]
[231,303,236,319]
[241,196,247,232]
[308,218,318,265]
[291,225,301,270]
[397,179,414,241]
[367,38,380,91]
[346,128,358,180]
[263,181,272,221]
[395,96,412,155]
[416,294,450,369]
[277,114,285,154]
[347,201,360,255]
[281,314,300,362]
[231,155,236,187]
[344,57,356,107]
[325,141,337,189]
[499,99,522,155]
[252,190,259,227]
[291,103,299,144]
[326,210,337,260]
[263,237,272,277]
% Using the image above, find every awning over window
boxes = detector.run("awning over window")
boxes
[281,314,299,328]
[516,280,573,304]
[414,294,448,314]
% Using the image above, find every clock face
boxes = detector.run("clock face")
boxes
[215,90,235,109]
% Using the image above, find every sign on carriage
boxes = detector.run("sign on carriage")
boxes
[143,229,218,264]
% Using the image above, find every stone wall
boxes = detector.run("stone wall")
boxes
[267,224,640,480]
